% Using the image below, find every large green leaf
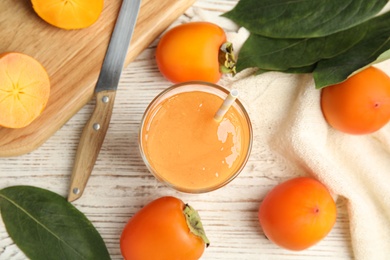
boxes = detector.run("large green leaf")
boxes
[313,11,390,88]
[0,186,111,260]
[236,23,368,71]
[223,0,388,38]
[256,64,317,75]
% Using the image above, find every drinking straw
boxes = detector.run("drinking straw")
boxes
[214,89,239,122]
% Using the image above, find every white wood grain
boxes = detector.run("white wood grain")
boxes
[0,1,353,259]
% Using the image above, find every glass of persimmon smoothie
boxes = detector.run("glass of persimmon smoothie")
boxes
[139,81,252,193]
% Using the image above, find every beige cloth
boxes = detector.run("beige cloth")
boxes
[227,63,390,260]
[191,5,390,260]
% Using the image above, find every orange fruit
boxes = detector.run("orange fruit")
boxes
[156,22,228,83]
[120,196,208,260]
[321,66,390,134]
[31,0,104,30]
[258,177,337,251]
[0,52,50,128]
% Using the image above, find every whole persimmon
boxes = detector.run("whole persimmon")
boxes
[155,22,235,83]
[258,177,337,251]
[321,66,390,134]
[120,196,209,260]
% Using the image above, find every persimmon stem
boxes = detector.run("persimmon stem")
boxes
[219,42,237,77]
[184,204,210,247]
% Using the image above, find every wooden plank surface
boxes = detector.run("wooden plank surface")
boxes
[0,0,196,157]
[0,0,353,259]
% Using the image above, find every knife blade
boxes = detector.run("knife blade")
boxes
[68,0,141,202]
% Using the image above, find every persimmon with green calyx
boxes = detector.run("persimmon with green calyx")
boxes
[0,52,50,129]
[31,0,104,30]
[120,196,209,260]
[258,177,337,251]
[321,66,390,135]
[155,21,236,83]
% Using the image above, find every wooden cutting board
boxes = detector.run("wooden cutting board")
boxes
[0,0,196,157]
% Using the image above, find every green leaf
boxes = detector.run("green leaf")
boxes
[0,186,111,260]
[313,11,390,88]
[223,0,388,38]
[374,49,390,64]
[257,64,317,75]
[236,24,368,72]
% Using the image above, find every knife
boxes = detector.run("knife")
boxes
[68,0,142,202]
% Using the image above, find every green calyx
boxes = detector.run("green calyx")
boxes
[183,204,210,247]
[219,42,237,76]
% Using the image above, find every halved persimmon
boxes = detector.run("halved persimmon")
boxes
[31,0,104,30]
[0,52,50,129]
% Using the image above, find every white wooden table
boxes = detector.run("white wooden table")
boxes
[0,1,353,259]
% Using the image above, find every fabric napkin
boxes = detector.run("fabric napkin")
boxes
[190,5,390,260]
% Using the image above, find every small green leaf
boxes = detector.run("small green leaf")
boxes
[0,186,111,260]
[313,11,390,88]
[236,24,368,72]
[223,0,388,38]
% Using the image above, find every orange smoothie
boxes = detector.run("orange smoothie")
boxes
[139,82,252,193]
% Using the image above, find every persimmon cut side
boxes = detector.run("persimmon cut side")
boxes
[0,53,50,129]
[31,0,104,30]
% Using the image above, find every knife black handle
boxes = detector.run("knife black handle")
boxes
[68,90,117,202]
